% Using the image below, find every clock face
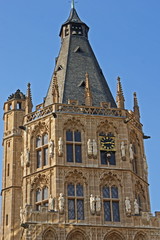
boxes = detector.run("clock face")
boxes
[99,136,116,152]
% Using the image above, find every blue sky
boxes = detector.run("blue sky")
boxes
[0,0,160,213]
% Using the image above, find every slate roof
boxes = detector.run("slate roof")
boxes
[44,8,117,108]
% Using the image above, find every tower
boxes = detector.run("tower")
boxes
[1,4,160,240]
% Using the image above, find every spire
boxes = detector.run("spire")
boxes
[133,92,140,120]
[52,72,59,104]
[25,83,33,114]
[44,6,117,108]
[116,76,125,109]
[85,73,92,106]
[71,0,75,9]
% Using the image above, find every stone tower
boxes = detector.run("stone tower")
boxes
[1,4,160,240]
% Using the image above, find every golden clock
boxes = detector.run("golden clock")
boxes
[99,136,116,152]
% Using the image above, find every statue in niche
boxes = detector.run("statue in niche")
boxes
[26,149,30,167]
[143,155,148,177]
[58,137,63,157]
[134,199,140,215]
[48,195,55,211]
[125,197,131,215]
[58,193,64,214]
[121,141,126,160]
[93,139,97,158]
[20,152,24,167]
[87,139,93,157]
[129,144,134,162]
[95,195,101,214]
[90,194,96,214]
[20,206,25,224]
[49,139,54,157]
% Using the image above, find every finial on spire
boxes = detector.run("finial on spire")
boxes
[25,83,33,114]
[52,72,59,104]
[85,73,92,106]
[116,76,125,109]
[133,92,140,120]
[71,0,75,9]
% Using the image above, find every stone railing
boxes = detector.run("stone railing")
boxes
[21,205,58,227]
[25,103,142,132]
[55,104,124,117]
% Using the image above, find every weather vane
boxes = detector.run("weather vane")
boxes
[71,0,75,9]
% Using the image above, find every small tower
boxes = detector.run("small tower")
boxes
[133,92,140,120]
[2,90,26,239]
[25,83,33,114]
[85,72,92,106]
[116,76,125,109]
[52,72,59,103]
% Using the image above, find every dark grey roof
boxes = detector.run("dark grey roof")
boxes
[8,89,26,101]
[45,8,116,108]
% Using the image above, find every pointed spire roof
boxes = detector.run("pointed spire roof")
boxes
[116,76,125,109]
[45,6,116,108]
[133,92,140,120]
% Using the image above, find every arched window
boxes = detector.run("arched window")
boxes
[36,134,48,168]
[35,187,48,211]
[102,185,120,222]
[66,130,82,163]
[67,183,84,220]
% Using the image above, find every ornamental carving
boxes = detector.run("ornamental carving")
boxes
[31,173,49,190]
[97,119,118,135]
[135,180,145,198]
[64,117,85,131]
[100,171,122,186]
[134,232,146,240]
[66,228,89,240]
[104,231,125,240]
[31,121,49,137]
[65,169,88,184]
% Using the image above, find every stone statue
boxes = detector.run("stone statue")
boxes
[20,206,25,224]
[58,193,64,214]
[121,141,126,160]
[87,139,93,157]
[143,155,148,177]
[48,195,55,211]
[95,195,101,214]
[58,137,63,157]
[134,199,139,215]
[125,197,131,215]
[90,194,96,214]
[49,139,54,157]
[129,144,134,162]
[20,152,24,167]
[26,149,30,167]
[92,139,97,158]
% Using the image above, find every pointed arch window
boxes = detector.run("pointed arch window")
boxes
[66,130,82,163]
[67,183,84,220]
[103,185,120,222]
[36,133,48,168]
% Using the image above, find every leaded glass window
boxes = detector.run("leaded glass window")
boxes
[36,133,49,168]
[35,187,48,211]
[67,183,84,220]
[66,130,82,163]
[103,185,120,222]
